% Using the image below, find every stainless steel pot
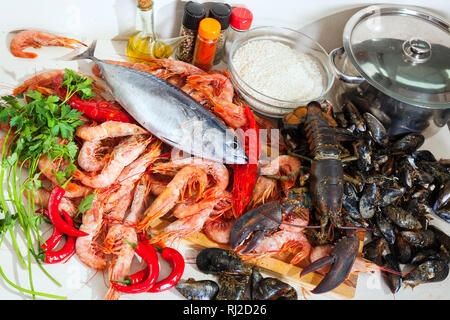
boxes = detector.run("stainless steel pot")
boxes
[329,5,450,137]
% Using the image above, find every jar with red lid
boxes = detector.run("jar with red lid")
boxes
[224,7,253,63]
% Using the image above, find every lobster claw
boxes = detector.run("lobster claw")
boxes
[229,201,282,254]
[300,234,360,294]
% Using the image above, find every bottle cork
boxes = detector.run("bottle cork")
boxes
[138,0,152,11]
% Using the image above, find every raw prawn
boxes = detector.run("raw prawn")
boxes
[75,195,107,270]
[149,205,212,245]
[152,157,229,196]
[75,121,149,141]
[185,73,234,102]
[13,69,65,95]
[38,155,91,198]
[10,30,86,59]
[260,155,302,192]
[74,135,152,189]
[77,140,110,172]
[138,166,208,231]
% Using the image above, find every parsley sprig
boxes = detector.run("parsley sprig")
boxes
[0,68,95,300]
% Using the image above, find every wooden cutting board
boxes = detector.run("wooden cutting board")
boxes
[150,217,365,300]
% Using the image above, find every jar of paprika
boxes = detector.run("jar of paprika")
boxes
[192,18,221,71]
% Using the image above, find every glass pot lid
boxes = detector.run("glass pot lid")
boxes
[343,5,450,109]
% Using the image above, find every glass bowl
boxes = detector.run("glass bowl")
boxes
[227,26,335,118]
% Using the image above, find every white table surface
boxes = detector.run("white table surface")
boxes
[0,0,449,300]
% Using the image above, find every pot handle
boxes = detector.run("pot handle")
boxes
[329,47,365,84]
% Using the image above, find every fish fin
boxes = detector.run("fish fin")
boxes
[70,40,97,61]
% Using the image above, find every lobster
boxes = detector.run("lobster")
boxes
[282,101,360,294]
[229,101,360,295]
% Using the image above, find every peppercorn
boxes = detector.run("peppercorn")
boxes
[175,1,206,62]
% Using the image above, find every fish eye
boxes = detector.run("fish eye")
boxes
[230,140,238,149]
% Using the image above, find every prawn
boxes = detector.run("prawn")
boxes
[186,72,234,102]
[260,155,302,192]
[10,30,86,59]
[137,166,208,231]
[103,175,150,300]
[152,157,229,196]
[38,155,91,198]
[77,140,110,173]
[75,121,149,141]
[74,135,152,188]
[75,195,107,270]
[149,205,212,245]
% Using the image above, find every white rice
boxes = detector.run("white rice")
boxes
[232,40,324,103]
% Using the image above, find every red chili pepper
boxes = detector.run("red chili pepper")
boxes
[38,208,63,251]
[120,267,149,286]
[52,75,135,123]
[148,245,185,293]
[111,240,160,294]
[232,104,259,217]
[48,186,88,237]
[42,210,76,264]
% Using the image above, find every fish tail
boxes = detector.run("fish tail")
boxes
[70,40,97,61]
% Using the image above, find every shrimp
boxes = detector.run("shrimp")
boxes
[137,166,208,231]
[77,140,109,172]
[240,208,311,264]
[75,195,107,270]
[103,226,136,300]
[104,175,149,253]
[149,205,212,245]
[152,157,229,195]
[74,135,152,188]
[260,155,302,192]
[10,30,86,59]
[186,73,234,102]
[141,57,207,77]
[203,96,248,129]
[13,69,65,95]
[75,121,149,141]
[103,176,150,300]
[100,141,161,209]
[203,217,235,244]
[38,155,91,198]
[248,176,278,209]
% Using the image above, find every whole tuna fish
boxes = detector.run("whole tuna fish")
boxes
[72,41,247,164]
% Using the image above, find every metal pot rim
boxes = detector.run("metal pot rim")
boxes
[341,4,450,110]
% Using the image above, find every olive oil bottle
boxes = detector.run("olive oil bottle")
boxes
[127,0,183,61]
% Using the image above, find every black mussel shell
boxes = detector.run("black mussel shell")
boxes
[175,278,219,300]
[216,273,250,300]
[196,248,247,275]
[403,260,449,284]
[252,277,297,300]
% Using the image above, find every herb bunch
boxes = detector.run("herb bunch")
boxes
[0,69,95,299]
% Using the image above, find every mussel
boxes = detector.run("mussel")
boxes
[252,277,297,300]
[196,248,248,275]
[383,206,422,230]
[403,260,449,286]
[401,230,436,249]
[175,278,219,300]
[216,273,250,300]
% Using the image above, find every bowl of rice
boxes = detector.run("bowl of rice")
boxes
[228,26,335,117]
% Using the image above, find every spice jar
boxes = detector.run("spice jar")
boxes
[224,7,253,63]
[192,18,221,71]
[175,1,206,62]
[208,3,232,65]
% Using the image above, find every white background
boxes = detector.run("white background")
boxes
[0,0,449,300]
